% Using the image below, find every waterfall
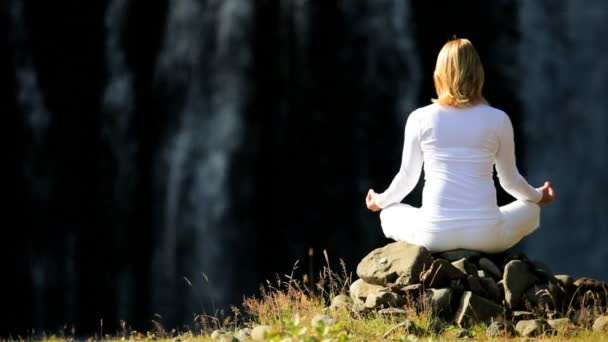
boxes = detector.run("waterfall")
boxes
[341,1,422,245]
[517,1,608,280]
[10,0,52,331]
[152,0,253,321]
[102,0,137,322]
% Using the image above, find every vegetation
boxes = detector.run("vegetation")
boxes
[8,251,608,341]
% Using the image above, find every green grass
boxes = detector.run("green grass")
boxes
[8,253,608,341]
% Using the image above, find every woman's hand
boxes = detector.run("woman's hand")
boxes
[537,181,556,206]
[366,189,381,212]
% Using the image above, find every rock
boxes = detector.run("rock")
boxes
[330,294,352,310]
[479,277,501,303]
[502,260,539,309]
[465,275,487,298]
[572,277,608,308]
[351,299,366,313]
[377,307,407,316]
[593,316,608,333]
[485,321,515,338]
[523,282,567,312]
[449,278,465,295]
[454,291,503,327]
[515,319,552,337]
[555,274,574,288]
[454,329,471,338]
[436,249,480,262]
[426,288,454,316]
[512,310,535,321]
[356,242,433,286]
[421,259,466,288]
[311,314,335,328]
[451,258,478,275]
[211,330,222,339]
[400,283,423,301]
[251,325,271,341]
[547,318,573,331]
[572,307,595,327]
[478,257,502,279]
[427,319,445,334]
[477,270,487,278]
[532,260,555,278]
[349,279,385,301]
[365,291,404,309]
[234,328,252,341]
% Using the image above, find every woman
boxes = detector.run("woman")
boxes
[365,38,555,253]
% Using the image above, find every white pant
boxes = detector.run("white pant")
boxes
[379,201,541,253]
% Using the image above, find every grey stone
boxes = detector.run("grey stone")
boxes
[211,330,222,340]
[593,316,608,333]
[356,242,433,286]
[572,277,608,308]
[330,294,352,310]
[454,329,471,338]
[547,318,573,331]
[523,282,567,312]
[532,260,554,279]
[478,257,502,279]
[512,310,535,321]
[234,328,252,341]
[485,321,515,338]
[400,283,423,301]
[377,307,407,316]
[555,274,574,288]
[573,307,595,327]
[451,258,478,275]
[364,291,404,309]
[479,277,501,303]
[311,314,335,328]
[515,319,552,337]
[465,275,487,297]
[421,259,466,288]
[450,278,465,294]
[427,320,445,334]
[454,291,503,327]
[351,299,366,313]
[503,260,539,309]
[250,325,271,341]
[426,288,454,316]
[349,279,385,301]
[436,249,480,261]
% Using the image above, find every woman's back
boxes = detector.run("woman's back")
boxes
[416,103,505,227]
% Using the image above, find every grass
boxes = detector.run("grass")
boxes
[7,251,608,341]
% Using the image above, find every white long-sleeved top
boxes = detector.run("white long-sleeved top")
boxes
[376,103,542,231]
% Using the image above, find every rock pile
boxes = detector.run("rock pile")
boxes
[345,241,608,337]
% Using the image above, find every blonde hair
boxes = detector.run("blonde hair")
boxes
[432,38,487,107]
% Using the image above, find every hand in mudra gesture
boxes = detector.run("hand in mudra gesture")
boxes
[366,189,381,212]
[538,181,556,206]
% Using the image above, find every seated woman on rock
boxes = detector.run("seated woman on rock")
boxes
[365,38,555,253]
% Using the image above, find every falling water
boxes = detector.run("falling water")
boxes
[102,0,137,322]
[151,0,254,322]
[517,1,608,279]
[10,0,53,330]
[341,1,422,243]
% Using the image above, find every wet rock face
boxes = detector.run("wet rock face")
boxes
[349,242,608,335]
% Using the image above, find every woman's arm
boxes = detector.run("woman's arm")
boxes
[495,114,543,202]
[374,113,424,209]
